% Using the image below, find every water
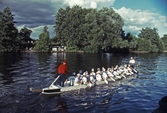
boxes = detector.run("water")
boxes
[0,52,167,113]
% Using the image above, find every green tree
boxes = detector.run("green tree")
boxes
[55,6,88,52]
[54,7,70,48]
[161,34,167,50]
[137,38,151,51]
[83,9,102,53]
[54,6,124,53]
[98,8,124,49]
[34,26,50,52]
[125,32,138,50]
[19,27,32,41]
[19,27,34,50]
[138,27,164,52]
[0,7,20,52]
[157,39,164,52]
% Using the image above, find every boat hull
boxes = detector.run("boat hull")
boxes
[61,74,137,92]
[30,74,137,94]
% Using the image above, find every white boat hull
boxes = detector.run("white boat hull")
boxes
[30,74,137,94]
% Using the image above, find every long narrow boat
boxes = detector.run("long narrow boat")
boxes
[30,73,138,95]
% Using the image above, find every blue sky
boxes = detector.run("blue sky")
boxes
[114,0,167,15]
[113,0,167,36]
[0,0,167,39]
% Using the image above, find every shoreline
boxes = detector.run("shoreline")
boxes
[130,50,167,53]
[21,50,167,53]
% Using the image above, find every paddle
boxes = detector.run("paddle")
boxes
[110,77,115,82]
[128,65,138,74]
[29,75,60,93]
[78,82,82,94]
[49,75,60,88]
[104,79,109,84]
[29,87,42,93]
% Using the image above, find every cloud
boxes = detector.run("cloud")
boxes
[1,1,54,27]
[0,0,115,39]
[114,7,167,37]
[1,0,166,39]
[90,1,97,9]
[63,0,115,9]
[17,24,55,38]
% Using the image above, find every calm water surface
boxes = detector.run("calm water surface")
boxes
[0,52,167,113]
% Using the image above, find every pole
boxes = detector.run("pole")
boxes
[49,75,60,88]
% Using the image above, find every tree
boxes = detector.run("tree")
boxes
[0,7,21,52]
[54,6,124,53]
[83,9,102,53]
[97,8,124,49]
[54,5,89,52]
[19,27,32,41]
[19,27,34,50]
[125,32,138,50]
[161,34,167,50]
[138,27,164,52]
[34,26,50,52]
[137,38,152,52]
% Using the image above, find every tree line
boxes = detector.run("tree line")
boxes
[0,7,50,52]
[54,5,166,53]
[0,6,167,53]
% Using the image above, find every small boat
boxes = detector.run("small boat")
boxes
[152,95,167,113]
[30,73,138,95]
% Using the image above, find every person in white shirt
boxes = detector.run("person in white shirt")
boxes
[106,68,115,82]
[82,72,88,85]
[129,57,135,68]
[74,74,81,86]
[89,73,94,81]
[101,67,108,84]
[90,68,96,79]
[96,70,103,81]
[123,65,132,76]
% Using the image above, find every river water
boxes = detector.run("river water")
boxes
[0,52,167,113]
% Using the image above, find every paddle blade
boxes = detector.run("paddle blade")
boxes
[104,79,108,84]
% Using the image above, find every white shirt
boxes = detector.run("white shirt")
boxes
[82,76,87,84]
[96,73,102,81]
[74,77,80,86]
[107,71,114,77]
[90,76,95,83]
[102,72,108,80]
[129,59,135,64]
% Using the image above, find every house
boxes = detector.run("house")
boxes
[50,44,66,52]
[21,38,35,51]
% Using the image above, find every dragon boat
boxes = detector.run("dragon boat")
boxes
[30,71,138,95]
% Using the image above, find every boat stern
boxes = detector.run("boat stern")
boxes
[42,85,61,94]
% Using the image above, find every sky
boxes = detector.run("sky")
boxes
[0,0,167,39]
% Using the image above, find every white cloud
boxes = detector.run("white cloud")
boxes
[2,0,166,39]
[13,0,115,39]
[16,25,55,39]
[0,0,115,39]
[63,0,115,9]
[114,7,167,37]
[164,23,167,28]
[64,0,84,7]
[90,1,97,9]
[17,25,26,31]
[30,25,55,38]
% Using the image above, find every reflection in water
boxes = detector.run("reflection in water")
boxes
[51,99,68,112]
[0,53,23,84]
[0,52,167,113]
